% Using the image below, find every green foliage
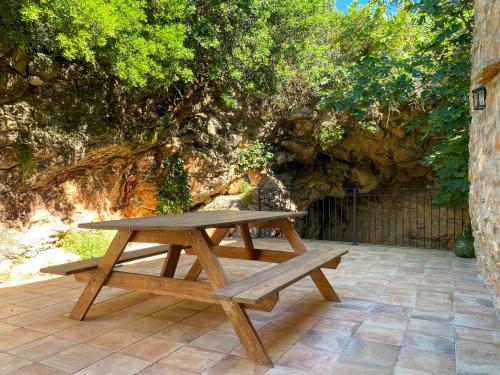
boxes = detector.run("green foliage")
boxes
[405,0,472,207]
[12,255,25,266]
[422,131,469,206]
[13,0,331,94]
[237,141,273,171]
[220,91,240,110]
[156,154,191,214]
[319,119,345,148]
[21,0,194,87]
[240,181,256,205]
[187,0,332,96]
[16,143,36,179]
[319,0,472,206]
[59,229,113,260]
[319,3,426,128]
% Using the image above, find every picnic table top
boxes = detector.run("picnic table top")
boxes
[78,210,307,231]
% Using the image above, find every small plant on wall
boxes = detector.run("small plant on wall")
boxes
[156,154,191,215]
[237,141,273,171]
[237,141,273,186]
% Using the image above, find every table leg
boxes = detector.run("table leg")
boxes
[279,219,340,302]
[240,224,256,260]
[69,230,133,320]
[189,229,273,367]
[160,244,183,277]
[184,228,228,281]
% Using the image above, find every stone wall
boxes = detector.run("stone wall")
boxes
[469,0,500,305]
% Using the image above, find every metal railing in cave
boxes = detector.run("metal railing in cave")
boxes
[255,187,470,250]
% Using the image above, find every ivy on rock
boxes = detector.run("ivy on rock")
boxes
[156,154,191,215]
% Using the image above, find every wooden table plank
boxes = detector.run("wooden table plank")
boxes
[75,270,218,303]
[79,210,306,231]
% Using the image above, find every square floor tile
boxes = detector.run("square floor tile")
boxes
[7,362,68,375]
[402,331,455,354]
[55,321,114,342]
[0,321,18,334]
[26,316,81,334]
[297,330,350,353]
[455,313,500,331]
[159,345,225,373]
[456,339,500,362]
[0,352,32,374]
[264,364,310,375]
[396,346,454,375]
[0,328,46,351]
[87,327,147,351]
[151,306,199,322]
[407,318,454,338]
[2,309,54,327]
[137,363,197,374]
[120,336,183,362]
[313,318,360,336]
[91,310,143,327]
[278,342,339,375]
[191,329,241,353]
[74,353,151,375]
[182,311,227,328]
[122,316,175,335]
[355,322,405,346]
[9,335,78,361]
[41,343,112,373]
[340,337,400,367]
[410,309,453,323]
[330,359,394,375]
[155,323,210,343]
[455,326,500,345]
[323,307,369,322]
[204,354,268,375]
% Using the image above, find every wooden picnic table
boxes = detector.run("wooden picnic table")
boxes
[42,210,347,367]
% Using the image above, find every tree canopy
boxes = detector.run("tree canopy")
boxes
[0,0,473,206]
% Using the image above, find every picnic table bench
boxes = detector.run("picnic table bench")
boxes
[41,210,347,367]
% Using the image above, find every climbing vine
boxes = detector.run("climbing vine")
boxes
[156,154,192,215]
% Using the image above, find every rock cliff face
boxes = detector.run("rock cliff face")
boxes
[469,0,500,306]
[0,38,436,278]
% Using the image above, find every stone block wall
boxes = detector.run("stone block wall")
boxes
[469,0,500,305]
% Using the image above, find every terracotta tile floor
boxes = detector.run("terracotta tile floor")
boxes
[0,238,499,375]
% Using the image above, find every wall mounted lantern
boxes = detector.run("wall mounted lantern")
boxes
[472,86,487,110]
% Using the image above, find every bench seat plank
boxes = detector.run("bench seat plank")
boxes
[40,245,169,275]
[232,250,347,304]
[211,249,346,303]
